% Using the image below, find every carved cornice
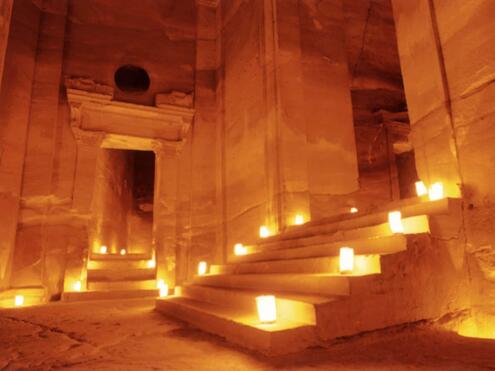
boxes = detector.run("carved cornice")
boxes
[152,140,185,159]
[65,79,194,155]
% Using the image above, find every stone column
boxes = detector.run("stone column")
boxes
[0,0,41,289]
[63,128,104,292]
[262,0,311,230]
[299,0,360,218]
[153,140,181,288]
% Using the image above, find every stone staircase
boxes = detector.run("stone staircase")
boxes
[62,252,159,302]
[156,197,462,355]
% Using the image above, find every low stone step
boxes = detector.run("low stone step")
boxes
[250,215,429,254]
[87,268,156,282]
[90,253,151,261]
[193,273,350,296]
[0,287,47,308]
[180,284,339,325]
[214,254,380,275]
[62,288,159,302]
[155,296,317,355]
[229,234,408,264]
[87,259,152,270]
[258,198,458,246]
[87,279,157,291]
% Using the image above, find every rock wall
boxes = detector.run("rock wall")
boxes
[392,0,495,307]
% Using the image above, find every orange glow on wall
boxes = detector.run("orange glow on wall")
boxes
[428,182,444,201]
[198,261,208,275]
[259,226,270,238]
[256,295,277,324]
[339,247,354,273]
[14,295,24,307]
[234,243,248,256]
[415,181,428,196]
[388,211,404,233]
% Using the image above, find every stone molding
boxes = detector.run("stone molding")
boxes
[66,79,194,153]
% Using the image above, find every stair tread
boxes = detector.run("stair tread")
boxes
[157,296,311,331]
[62,288,159,302]
[183,284,340,305]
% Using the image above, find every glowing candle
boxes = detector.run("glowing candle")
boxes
[159,285,169,298]
[147,260,156,268]
[256,295,277,324]
[259,226,270,238]
[157,280,169,297]
[120,249,126,256]
[198,261,208,275]
[294,214,305,225]
[415,181,428,197]
[14,295,24,307]
[339,247,354,273]
[350,207,358,214]
[73,280,82,292]
[234,243,248,256]
[388,211,404,233]
[428,182,444,201]
[99,245,107,254]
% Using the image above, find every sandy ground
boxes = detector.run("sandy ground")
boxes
[0,298,494,370]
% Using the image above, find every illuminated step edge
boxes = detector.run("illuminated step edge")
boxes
[179,285,340,325]
[156,296,318,356]
[87,268,156,282]
[229,234,408,264]
[0,287,47,308]
[193,274,350,296]
[87,279,157,291]
[213,255,381,275]
[62,288,159,302]
[87,259,152,270]
[258,197,458,245]
[89,253,150,261]
[249,215,430,254]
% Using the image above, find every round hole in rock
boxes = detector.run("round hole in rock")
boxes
[114,65,150,92]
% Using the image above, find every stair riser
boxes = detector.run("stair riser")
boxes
[88,268,156,282]
[88,280,157,291]
[87,260,151,270]
[181,285,317,325]
[155,299,317,355]
[90,253,150,261]
[260,198,455,244]
[255,216,429,253]
[62,289,159,302]
[193,274,350,296]
[229,234,407,264]
[216,255,380,275]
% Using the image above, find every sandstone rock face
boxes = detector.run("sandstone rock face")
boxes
[392,0,495,305]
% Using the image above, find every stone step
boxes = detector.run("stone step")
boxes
[89,253,151,261]
[193,273,350,296]
[249,215,429,255]
[180,284,340,325]
[87,259,152,270]
[257,198,458,246]
[62,288,159,302]
[0,287,47,308]
[87,279,157,291]
[155,296,317,355]
[87,268,156,282]
[229,234,408,264]
[214,254,381,275]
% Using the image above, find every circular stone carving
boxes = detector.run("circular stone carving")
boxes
[114,65,150,92]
